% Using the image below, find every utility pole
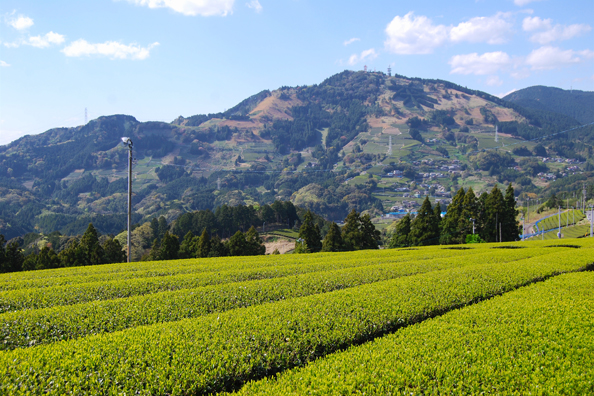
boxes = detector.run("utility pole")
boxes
[521,215,525,241]
[470,218,475,235]
[590,205,593,238]
[557,206,561,239]
[121,137,133,262]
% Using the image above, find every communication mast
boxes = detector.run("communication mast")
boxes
[387,66,391,76]
[364,65,367,72]
[85,108,88,124]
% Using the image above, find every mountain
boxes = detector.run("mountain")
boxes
[1,71,593,240]
[504,86,594,125]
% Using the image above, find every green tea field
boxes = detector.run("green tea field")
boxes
[1,239,593,395]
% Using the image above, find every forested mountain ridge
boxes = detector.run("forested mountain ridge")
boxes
[504,86,594,125]
[1,71,593,241]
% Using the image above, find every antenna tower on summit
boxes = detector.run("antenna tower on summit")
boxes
[387,66,391,76]
[364,65,367,72]
[85,108,88,124]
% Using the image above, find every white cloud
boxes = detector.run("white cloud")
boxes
[450,13,513,45]
[9,15,34,30]
[246,0,262,13]
[522,16,551,31]
[523,17,591,44]
[27,32,65,48]
[525,46,594,70]
[0,60,10,67]
[61,40,159,60]
[348,48,378,65]
[486,75,503,86]
[514,0,541,6]
[497,88,518,98]
[384,12,448,54]
[125,0,234,16]
[449,51,512,75]
[343,38,360,46]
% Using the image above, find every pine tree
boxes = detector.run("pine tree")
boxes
[459,187,479,240]
[321,222,345,252]
[440,188,465,245]
[245,226,265,256]
[409,197,440,246]
[484,185,505,242]
[228,231,248,256]
[433,201,442,233]
[159,231,179,260]
[341,209,362,251]
[79,223,104,266]
[178,231,196,259]
[359,213,381,249]
[298,210,322,253]
[208,235,229,257]
[36,247,61,270]
[503,183,520,241]
[196,228,212,258]
[102,238,127,264]
[389,214,411,248]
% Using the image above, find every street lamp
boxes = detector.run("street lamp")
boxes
[121,137,133,262]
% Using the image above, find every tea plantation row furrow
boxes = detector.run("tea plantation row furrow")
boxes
[0,246,477,292]
[233,271,594,395]
[0,246,466,290]
[0,248,545,349]
[1,249,591,395]
[0,247,537,314]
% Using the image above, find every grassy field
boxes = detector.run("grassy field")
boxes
[1,238,592,394]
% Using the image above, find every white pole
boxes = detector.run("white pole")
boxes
[127,144,132,263]
[590,206,593,238]
[557,206,561,239]
[590,206,594,238]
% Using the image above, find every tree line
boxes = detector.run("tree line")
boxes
[0,224,126,273]
[390,184,519,247]
[295,209,381,253]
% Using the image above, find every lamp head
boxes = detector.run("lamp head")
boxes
[121,137,132,147]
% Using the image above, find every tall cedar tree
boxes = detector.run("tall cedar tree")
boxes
[341,209,362,251]
[409,197,440,246]
[477,191,490,240]
[159,231,179,260]
[360,213,381,249]
[341,209,380,250]
[102,238,127,264]
[0,235,24,273]
[440,188,465,245]
[245,226,266,256]
[228,231,248,256]
[459,187,480,240]
[298,210,322,253]
[503,183,520,241]
[196,228,212,258]
[389,214,412,248]
[178,231,196,259]
[79,223,104,266]
[321,222,345,252]
[483,186,506,242]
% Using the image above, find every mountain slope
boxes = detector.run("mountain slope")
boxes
[1,71,593,240]
[504,86,594,125]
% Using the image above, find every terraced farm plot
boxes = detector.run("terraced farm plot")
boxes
[1,238,593,395]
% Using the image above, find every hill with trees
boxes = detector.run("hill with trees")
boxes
[1,71,593,243]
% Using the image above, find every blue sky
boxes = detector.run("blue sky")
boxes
[1,0,593,145]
